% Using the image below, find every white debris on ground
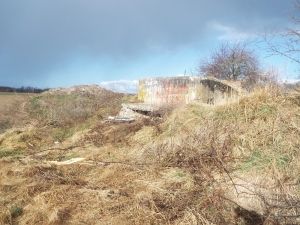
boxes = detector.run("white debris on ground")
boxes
[48,157,86,165]
[106,103,160,123]
[106,116,135,123]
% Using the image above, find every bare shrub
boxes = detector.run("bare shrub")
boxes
[265,1,300,70]
[199,43,264,90]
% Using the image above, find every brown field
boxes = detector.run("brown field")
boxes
[0,92,32,109]
[0,86,299,225]
[0,92,35,133]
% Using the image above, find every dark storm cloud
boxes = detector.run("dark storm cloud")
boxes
[0,0,294,85]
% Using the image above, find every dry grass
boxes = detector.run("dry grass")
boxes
[138,86,300,224]
[28,90,124,126]
[0,93,33,133]
[0,86,299,225]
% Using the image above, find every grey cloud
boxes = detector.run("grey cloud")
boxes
[0,0,294,85]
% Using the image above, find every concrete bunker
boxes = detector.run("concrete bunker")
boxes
[138,76,240,106]
[111,76,241,122]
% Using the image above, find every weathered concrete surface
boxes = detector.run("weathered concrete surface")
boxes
[138,76,241,106]
[106,116,135,123]
[118,103,160,119]
[110,76,241,121]
[122,103,160,112]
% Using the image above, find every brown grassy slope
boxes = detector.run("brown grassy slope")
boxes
[0,86,126,155]
[139,87,300,224]
[0,93,34,133]
[0,86,299,225]
[28,85,125,126]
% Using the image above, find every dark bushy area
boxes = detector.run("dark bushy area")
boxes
[0,86,48,93]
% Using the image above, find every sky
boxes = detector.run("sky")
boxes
[0,0,298,89]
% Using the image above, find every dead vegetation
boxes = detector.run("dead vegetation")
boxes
[0,93,33,134]
[0,85,299,225]
[29,86,124,126]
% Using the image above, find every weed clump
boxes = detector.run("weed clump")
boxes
[10,206,23,218]
[0,149,23,158]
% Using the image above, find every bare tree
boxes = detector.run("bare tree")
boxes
[266,1,300,69]
[199,43,261,88]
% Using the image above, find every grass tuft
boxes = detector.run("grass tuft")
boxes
[0,149,23,158]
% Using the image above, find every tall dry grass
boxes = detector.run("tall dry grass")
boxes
[137,85,300,224]
[0,86,299,225]
[28,90,124,126]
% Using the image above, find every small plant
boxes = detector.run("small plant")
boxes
[175,171,186,178]
[255,104,277,119]
[29,96,47,120]
[29,96,41,110]
[10,206,23,218]
[52,127,75,142]
[239,149,292,172]
[275,154,291,168]
[239,150,269,171]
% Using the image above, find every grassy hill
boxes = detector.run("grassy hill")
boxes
[0,85,299,225]
[0,92,34,134]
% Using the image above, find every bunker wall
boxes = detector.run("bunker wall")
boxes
[138,76,240,106]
